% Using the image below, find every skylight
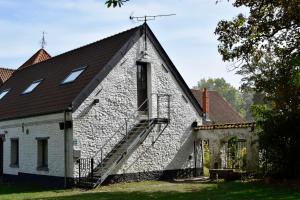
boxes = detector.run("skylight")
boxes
[22,80,43,94]
[62,67,86,84]
[0,89,10,100]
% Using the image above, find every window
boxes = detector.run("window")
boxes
[10,139,19,167]
[22,80,43,94]
[61,67,86,84]
[0,89,10,100]
[37,138,48,170]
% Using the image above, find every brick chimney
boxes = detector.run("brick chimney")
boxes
[203,88,210,120]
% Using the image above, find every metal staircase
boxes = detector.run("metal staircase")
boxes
[75,94,170,188]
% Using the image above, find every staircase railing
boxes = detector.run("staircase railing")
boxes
[76,93,171,186]
[93,98,150,167]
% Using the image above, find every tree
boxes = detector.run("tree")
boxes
[215,0,300,178]
[105,0,129,7]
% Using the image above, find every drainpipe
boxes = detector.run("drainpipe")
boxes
[63,111,67,188]
[63,108,71,188]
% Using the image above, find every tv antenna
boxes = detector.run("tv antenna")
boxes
[129,14,176,51]
[129,14,176,23]
[40,31,47,49]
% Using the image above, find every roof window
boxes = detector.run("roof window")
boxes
[61,67,86,84]
[0,89,10,100]
[22,79,43,94]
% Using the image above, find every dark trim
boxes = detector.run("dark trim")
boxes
[103,167,203,185]
[2,173,73,188]
[71,27,143,111]
[2,168,203,188]
[145,24,203,117]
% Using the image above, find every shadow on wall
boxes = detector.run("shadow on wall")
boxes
[166,127,195,172]
[111,126,195,180]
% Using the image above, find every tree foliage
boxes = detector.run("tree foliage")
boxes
[105,0,129,8]
[215,0,300,178]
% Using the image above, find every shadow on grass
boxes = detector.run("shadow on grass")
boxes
[37,182,300,200]
[1,181,300,200]
[0,183,65,195]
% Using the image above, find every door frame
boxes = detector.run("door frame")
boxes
[136,61,151,115]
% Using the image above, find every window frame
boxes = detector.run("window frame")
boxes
[61,66,86,85]
[36,137,49,171]
[10,138,19,168]
[22,79,43,95]
[0,89,10,100]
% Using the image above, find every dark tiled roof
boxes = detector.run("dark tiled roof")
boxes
[195,122,255,130]
[0,25,142,121]
[19,49,52,69]
[191,89,245,124]
[0,68,14,85]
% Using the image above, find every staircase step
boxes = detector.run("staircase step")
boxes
[83,119,159,188]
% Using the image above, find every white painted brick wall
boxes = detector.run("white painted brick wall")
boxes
[73,36,202,177]
[0,113,73,177]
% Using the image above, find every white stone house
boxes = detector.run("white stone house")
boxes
[0,24,204,187]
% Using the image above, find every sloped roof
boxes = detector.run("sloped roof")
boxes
[19,49,51,69]
[0,26,142,121]
[191,89,245,124]
[0,24,202,121]
[0,68,14,85]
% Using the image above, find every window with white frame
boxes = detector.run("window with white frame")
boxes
[61,67,86,84]
[22,79,43,94]
[0,89,10,100]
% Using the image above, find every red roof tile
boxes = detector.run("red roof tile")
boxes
[195,122,255,130]
[19,49,51,69]
[191,89,245,124]
[0,68,14,85]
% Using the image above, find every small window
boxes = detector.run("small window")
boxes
[37,138,48,170]
[10,139,19,167]
[22,80,43,94]
[61,67,86,84]
[0,89,10,100]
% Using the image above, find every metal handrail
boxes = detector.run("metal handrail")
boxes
[77,93,171,186]
[92,97,150,160]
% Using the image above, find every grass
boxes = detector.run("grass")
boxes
[0,180,299,200]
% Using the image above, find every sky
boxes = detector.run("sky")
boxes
[0,0,248,88]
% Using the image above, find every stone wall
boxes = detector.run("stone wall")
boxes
[195,127,258,171]
[72,35,202,178]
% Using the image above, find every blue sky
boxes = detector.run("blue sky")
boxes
[0,0,247,88]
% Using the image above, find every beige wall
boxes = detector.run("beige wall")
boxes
[195,127,259,171]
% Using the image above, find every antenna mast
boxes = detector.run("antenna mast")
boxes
[130,14,175,52]
[40,31,47,49]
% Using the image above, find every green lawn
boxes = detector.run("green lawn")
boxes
[0,180,299,200]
